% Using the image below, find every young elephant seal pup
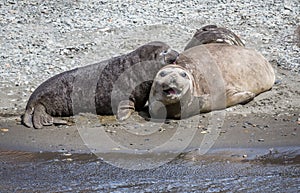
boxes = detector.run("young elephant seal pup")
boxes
[184,25,245,51]
[22,41,179,129]
[149,43,275,119]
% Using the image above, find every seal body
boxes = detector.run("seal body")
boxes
[184,25,245,51]
[149,43,275,119]
[22,41,179,129]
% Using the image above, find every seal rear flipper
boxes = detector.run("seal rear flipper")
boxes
[33,104,67,129]
[22,109,33,128]
[116,100,135,121]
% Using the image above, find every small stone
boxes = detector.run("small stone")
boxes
[105,129,116,134]
[198,125,205,129]
[58,148,67,153]
[159,128,166,132]
[99,27,111,32]
[284,4,292,11]
[0,128,9,132]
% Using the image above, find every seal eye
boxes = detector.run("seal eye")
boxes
[160,50,168,55]
[180,72,187,77]
[159,71,167,77]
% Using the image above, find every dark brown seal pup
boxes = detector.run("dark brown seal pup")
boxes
[22,41,179,129]
[184,25,245,50]
[149,44,275,119]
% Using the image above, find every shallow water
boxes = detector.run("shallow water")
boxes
[0,150,299,192]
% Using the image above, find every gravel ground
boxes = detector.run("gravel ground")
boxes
[0,0,299,116]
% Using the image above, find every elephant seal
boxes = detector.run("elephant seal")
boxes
[22,41,179,129]
[184,25,245,50]
[149,43,275,119]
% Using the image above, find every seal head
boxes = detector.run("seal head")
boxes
[184,25,245,50]
[149,65,195,119]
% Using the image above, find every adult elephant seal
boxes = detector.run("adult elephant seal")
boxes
[184,25,245,51]
[22,41,179,129]
[149,43,275,119]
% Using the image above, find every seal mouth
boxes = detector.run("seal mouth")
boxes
[163,87,181,96]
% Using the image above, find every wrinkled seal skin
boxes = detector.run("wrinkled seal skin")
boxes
[149,43,275,119]
[184,25,245,50]
[22,41,179,129]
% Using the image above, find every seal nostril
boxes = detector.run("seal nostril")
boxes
[170,78,177,84]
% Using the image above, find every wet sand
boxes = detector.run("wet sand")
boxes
[0,108,299,157]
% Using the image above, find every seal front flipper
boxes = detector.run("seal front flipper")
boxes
[195,94,212,113]
[32,104,67,129]
[116,100,135,121]
[226,89,255,107]
[180,96,206,118]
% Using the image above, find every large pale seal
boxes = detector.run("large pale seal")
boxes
[149,43,275,119]
[22,41,179,129]
[184,25,245,50]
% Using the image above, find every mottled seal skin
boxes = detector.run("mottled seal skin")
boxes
[149,43,275,119]
[184,25,245,51]
[22,41,179,129]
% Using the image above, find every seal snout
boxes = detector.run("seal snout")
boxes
[162,49,179,64]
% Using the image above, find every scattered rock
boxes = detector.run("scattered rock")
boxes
[105,129,116,134]
[63,153,72,156]
[0,128,9,132]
